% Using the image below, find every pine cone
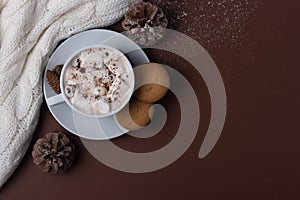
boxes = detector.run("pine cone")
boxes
[46,65,63,94]
[32,132,75,175]
[122,2,168,46]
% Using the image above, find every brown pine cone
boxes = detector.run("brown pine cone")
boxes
[122,2,168,46]
[46,64,63,94]
[32,132,75,175]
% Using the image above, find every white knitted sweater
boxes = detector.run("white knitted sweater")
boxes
[0,0,141,188]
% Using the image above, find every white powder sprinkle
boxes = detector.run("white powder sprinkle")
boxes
[148,0,263,48]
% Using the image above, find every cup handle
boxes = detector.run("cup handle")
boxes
[47,93,65,106]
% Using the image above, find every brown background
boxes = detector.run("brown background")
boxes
[1,0,300,199]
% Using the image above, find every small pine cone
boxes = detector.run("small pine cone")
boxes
[46,65,63,94]
[122,2,168,46]
[32,132,75,175]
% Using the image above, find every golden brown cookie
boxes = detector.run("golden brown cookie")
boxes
[46,64,63,94]
[116,98,154,131]
[53,64,63,75]
[134,63,170,103]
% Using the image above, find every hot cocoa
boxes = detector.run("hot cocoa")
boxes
[63,47,132,115]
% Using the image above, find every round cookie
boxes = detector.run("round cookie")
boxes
[116,98,154,131]
[134,63,170,103]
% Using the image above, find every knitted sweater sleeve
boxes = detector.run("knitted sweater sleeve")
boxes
[0,0,141,188]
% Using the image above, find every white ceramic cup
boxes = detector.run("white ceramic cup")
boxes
[46,44,135,118]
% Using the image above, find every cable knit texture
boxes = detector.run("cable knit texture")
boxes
[0,0,141,188]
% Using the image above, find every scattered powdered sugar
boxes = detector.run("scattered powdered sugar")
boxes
[147,0,263,48]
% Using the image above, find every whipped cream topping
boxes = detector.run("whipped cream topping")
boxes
[63,48,132,115]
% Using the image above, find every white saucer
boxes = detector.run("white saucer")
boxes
[43,29,149,140]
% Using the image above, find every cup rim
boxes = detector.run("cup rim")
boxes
[59,44,135,118]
